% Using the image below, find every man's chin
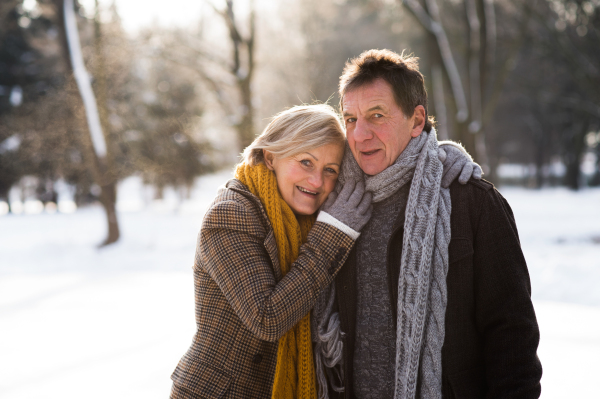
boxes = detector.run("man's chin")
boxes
[358,161,387,176]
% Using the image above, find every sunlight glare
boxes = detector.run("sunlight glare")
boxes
[58,201,78,214]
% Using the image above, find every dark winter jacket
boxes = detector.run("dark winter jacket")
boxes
[334,178,543,399]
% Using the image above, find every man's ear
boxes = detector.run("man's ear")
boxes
[263,150,275,171]
[410,105,426,137]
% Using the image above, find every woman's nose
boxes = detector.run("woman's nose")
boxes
[307,172,323,188]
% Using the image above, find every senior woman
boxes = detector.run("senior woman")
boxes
[170,104,479,399]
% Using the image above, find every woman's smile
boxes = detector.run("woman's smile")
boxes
[297,186,318,195]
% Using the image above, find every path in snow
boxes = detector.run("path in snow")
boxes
[1,172,599,398]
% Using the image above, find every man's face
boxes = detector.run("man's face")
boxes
[342,79,424,176]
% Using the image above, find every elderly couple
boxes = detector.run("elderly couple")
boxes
[170,49,542,399]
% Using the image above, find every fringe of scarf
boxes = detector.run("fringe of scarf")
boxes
[235,162,317,399]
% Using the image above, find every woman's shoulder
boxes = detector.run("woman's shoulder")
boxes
[202,179,270,236]
[211,178,263,213]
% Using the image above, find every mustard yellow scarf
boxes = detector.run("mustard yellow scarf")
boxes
[235,162,317,399]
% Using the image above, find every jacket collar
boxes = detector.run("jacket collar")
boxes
[225,178,283,281]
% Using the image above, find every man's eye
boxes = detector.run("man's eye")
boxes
[346,117,356,124]
[373,113,383,118]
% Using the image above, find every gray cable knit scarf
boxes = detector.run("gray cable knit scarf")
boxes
[312,128,452,399]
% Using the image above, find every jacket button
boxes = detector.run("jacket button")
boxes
[328,260,337,275]
[335,248,345,261]
[252,354,263,364]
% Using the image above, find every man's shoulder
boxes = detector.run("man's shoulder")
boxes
[449,177,496,204]
[448,177,510,221]
[451,177,495,193]
[448,177,519,237]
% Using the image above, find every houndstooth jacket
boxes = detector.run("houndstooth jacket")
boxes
[170,179,356,399]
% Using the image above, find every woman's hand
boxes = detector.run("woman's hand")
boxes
[438,142,483,188]
[319,180,372,232]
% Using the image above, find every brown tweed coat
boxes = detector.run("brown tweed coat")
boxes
[170,179,356,399]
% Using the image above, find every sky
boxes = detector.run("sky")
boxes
[79,0,204,32]
[77,0,259,33]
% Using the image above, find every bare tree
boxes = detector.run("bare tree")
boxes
[155,0,256,150]
[401,0,531,181]
[526,0,600,189]
[55,0,120,246]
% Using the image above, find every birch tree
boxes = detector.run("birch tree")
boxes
[56,0,120,246]
[401,0,531,180]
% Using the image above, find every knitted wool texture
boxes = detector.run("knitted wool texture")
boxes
[312,283,344,399]
[234,162,317,399]
[337,129,452,399]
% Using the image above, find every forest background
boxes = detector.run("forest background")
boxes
[1,0,599,398]
[1,0,599,244]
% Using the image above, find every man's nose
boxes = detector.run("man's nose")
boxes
[353,118,373,142]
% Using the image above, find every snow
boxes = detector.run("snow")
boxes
[1,172,599,398]
[500,187,600,306]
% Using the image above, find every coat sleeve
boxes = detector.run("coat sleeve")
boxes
[472,188,543,398]
[197,199,355,342]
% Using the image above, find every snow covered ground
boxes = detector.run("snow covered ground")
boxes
[1,171,599,398]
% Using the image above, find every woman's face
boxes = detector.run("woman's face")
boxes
[264,142,344,215]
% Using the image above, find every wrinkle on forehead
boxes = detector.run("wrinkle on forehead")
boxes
[342,79,405,118]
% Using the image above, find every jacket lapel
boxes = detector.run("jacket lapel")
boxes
[226,179,282,281]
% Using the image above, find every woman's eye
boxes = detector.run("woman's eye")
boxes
[300,159,312,167]
[325,167,338,175]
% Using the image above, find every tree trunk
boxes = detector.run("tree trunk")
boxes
[564,156,580,190]
[455,121,476,158]
[534,141,544,189]
[93,0,120,246]
[427,30,449,140]
[564,119,589,190]
[590,141,600,187]
[99,179,120,246]
[55,0,120,245]
[237,75,255,148]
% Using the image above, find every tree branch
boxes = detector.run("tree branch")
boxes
[403,0,469,121]
[246,0,255,81]
[482,2,531,127]
[529,5,600,101]
[466,0,482,133]
[170,32,233,71]
[151,50,235,117]
[482,0,496,93]
[431,64,448,139]
[63,0,107,159]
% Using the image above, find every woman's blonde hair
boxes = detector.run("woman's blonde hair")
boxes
[242,104,345,166]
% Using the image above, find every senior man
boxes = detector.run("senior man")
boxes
[321,49,542,399]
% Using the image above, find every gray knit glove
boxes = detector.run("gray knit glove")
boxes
[438,142,483,188]
[320,180,372,232]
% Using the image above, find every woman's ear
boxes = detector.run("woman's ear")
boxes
[263,150,275,171]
